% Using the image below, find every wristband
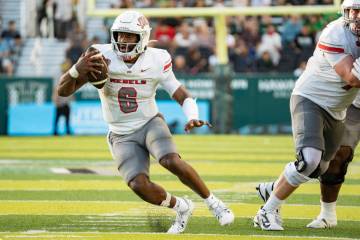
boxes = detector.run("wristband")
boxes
[69,65,79,78]
[182,98,199,121]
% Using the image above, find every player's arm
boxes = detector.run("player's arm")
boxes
[334,55,360,88]
[317,30,360,88]
[172,86,212,132]
[161,71,211,132]
[57,50,104,97]
[159,50,212,132]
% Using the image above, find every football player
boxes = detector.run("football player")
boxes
[307,92,359,228]
[256,94,359,228]
[253,0,360,231]
[57,10,234,234]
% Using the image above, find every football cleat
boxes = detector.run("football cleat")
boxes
[254,208,284,231]
[253,207,283,227]
[167,198,194,234]
[306,217,337,229]
[208,199,234,226]
[256,182,283,225]
[256,182,275,202]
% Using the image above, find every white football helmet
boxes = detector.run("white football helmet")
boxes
[110,10,151,60]
[342,0,360,36]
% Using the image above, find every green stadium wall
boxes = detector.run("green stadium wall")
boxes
[0,77,53,135]
[0,74,296,135]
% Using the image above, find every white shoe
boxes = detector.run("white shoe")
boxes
[256,182,283,225]
[167,198,194,234]
[254,208,284,231]
[306,216,337,229]
[256,182,275,202]
[208,199,234,226]
[253,207,283,227]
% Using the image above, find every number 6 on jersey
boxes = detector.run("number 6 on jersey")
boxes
[118,87,138,113]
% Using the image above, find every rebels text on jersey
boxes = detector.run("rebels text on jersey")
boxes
[92,44,181,135]
[292,18,359,120]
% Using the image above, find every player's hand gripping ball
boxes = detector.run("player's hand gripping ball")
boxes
[86,47,109,89]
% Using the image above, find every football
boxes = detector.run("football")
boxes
[85,46,108,89]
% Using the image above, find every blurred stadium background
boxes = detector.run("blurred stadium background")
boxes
[1,1,360,240]
[0,0,342,136]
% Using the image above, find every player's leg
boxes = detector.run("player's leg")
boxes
[306,146,352,228]
[256,147,351,229]
[307,105,360,228]
[254,180,283,228]
[255,147,325,230]
[159,152,234,225]
[160,153,209,198]
[320,146,353,202]
[107,130,193,234]
[127,173,195,234]
[254,95,334,231]
[145,115,234,226]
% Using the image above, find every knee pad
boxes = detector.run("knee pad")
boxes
[284,162,311,186]
[295,147,323,178]
[284,147,323,186]
[320,146,354,185]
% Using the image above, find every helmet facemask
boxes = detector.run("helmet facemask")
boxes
[111,30,141,61]
[344,8,360,37]
[342,2,360,36]
[110,11,151,61]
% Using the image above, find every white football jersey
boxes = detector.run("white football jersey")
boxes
[92,44,181,135]
[353,92,360,108]
[292,18,359,120]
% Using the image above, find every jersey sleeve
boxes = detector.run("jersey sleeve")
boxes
[316,23,348,67]
[158,50,181,96]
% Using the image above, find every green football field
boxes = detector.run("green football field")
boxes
[0,135,359,240]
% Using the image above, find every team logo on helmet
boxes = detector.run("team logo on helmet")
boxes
[137,16,149,29]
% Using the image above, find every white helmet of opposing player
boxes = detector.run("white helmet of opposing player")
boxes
[342,0,360,36]
[110,10,151,60]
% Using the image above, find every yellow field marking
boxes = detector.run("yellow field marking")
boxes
[1,180,360,196]
[2,158,360,177]
[150,163,360,179]
[0,180,233,191]
[150,162,285,176]
[0,232,352,240]
[0,201,359,221]
[224,181,360,195]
